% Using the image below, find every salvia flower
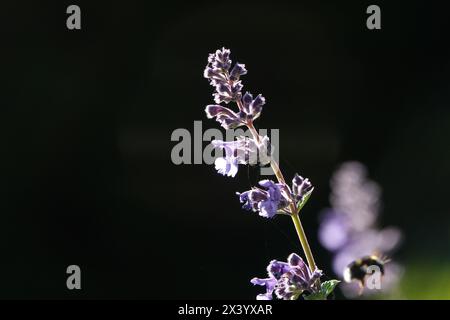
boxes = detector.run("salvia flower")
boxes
[211,136,270,177]
[237,180,290,218]
[251,253,323,300]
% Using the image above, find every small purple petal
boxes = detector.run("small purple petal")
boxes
[292,174,313,200]
[287,253,305,268]
[267,260,291,279]
[258,200,278,218]
[214,157,238,177]
[205,105,243,129]
[230,63,247,81]
[237,179,289,218]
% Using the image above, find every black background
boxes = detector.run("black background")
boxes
[1,1,449,299]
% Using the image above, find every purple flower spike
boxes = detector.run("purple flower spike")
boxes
[204,48,267,127]
[237,180,289,218]
[204,48,244,105]
[251,253,323,300]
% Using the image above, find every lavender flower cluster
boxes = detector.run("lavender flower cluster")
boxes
[202,48,333,300]
[318,162,403,297]
[251,253,322,300]
[238,175,312,219]
[204,48,265,129]
[203,48,313,219]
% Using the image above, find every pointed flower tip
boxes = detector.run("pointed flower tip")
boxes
[292,173,314,201]
[287,253,304,267]
[203,48,249,105]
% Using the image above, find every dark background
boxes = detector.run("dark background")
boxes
[1,1,449,299]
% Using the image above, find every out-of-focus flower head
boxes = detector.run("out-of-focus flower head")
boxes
[251,253,323,300]
[318,161,403,297]
[329,162,381,231]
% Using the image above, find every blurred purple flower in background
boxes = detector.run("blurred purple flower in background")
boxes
[318,161,403,297]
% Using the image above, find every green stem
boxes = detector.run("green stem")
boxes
[291,213,316,270]
[246,120,318,272]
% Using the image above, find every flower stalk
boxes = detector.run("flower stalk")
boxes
[291,213,316,271]
[247,121,317,271]
[202,48,334,299]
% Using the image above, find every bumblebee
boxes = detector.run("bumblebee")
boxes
[343,254,389,294]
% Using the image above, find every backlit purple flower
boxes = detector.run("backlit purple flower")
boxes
[292,174,313,202]
[241,92,266,120]
[203,67,227,86]
[213,81,243,104]
[237,180,290,218]
[204,47,244,104]
[204,48,267,126]
[250,277,277,300]
[236,173,314,218]
[229,63,247,81]
[208,47,231,70]
[251,253,323,300]
[211,136,270,177]
[205,104,244,129]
